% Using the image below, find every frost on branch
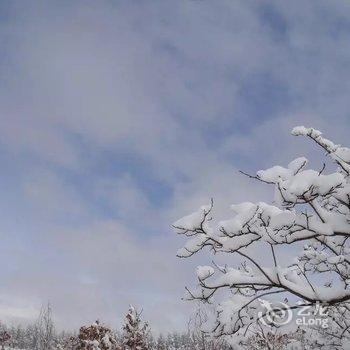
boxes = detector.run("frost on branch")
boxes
[173,126,350,346]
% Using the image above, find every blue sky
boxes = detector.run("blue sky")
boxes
[0,0,350,332]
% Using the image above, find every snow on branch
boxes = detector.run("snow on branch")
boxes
[292,126,350,175]
[174,126,350,344]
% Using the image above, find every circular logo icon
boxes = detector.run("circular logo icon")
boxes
[258,299,293,326]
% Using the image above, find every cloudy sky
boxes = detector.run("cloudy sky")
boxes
[1,0,350,333]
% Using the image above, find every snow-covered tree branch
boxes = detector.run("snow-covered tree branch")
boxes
[173,126,350,345]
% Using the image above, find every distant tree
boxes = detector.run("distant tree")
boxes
[187,305,232,350]
[174,126,350,347]
[0,323,11,350]
[122,306,149,350]
[32,303,55,350]
[155,334,166,350]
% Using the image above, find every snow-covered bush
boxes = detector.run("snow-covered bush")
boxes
[173,126,350,347]
[54,334,79,350]
[122,306,149,350]
[242,328,292,350]
[77,320,119,350]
